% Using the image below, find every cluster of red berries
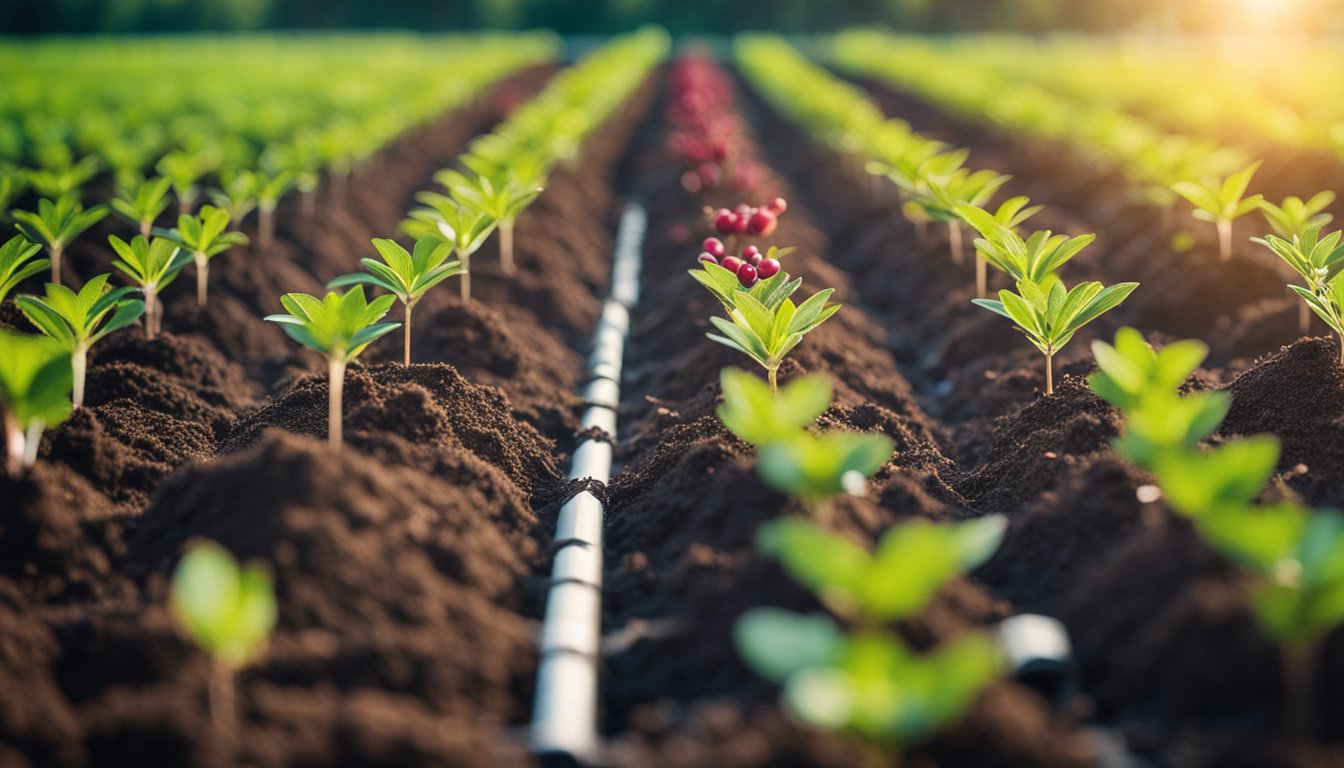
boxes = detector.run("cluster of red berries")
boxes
[698,240,782,287]
[710,197,788,239]
[664,55,765,193]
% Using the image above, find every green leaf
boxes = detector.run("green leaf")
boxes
[170,541,277,669]
[734,609,845,685]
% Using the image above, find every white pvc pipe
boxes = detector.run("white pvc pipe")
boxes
[532,202,646,763]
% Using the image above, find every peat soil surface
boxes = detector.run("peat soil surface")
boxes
[0,66,658,768]
[734,72,1344,765]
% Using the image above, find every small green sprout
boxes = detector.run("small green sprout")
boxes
[110,175,173,238]
[108,235,191,339]
[264,287,399,450]
[0,235,49,305]
[12,197,111,285]
[953,196,1043,298]
[208,171,260,230]
[328,237,462,366]
[0,329,73,477]
[974,277,1138,396]
[25,156,101,203]
[404,193,498,303]
[1261,192,1335,241]
[923,167,1012,269]
[1172,161,1264,263]
[956,203,1089,296]
[1253,224,1344,354]
[15,274,144,408]
[436,170,541,275]
[705,280,840,394]
[154,205,249,307]
[157,149,219,216]
[717,366,832,445]
[170,540,277,737]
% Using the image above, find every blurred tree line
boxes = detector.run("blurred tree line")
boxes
[2,0,1342,34]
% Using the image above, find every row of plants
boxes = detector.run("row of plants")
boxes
[736,35,1137,395]
[266,27,669,447]
[828,32,1342,269]
[0,35,556,276]
[664,56,1012,765]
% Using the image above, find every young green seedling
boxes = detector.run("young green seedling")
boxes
[208,171,260,231]
[1253,224,1344,350]
[954,198,1060,298]
[974,277,1138,396]
[1261,192,1335,241]
[108,235,191,338]
[0,329,73,477]
[923,167,1012,271]
[25,156,101,203]
[403,193,498,303]
[253,170,294,253]
[328,237,462,366]
[15,274,144,407]
[154,205,249,307]
[157,149,219,217]
[1172,161,1265,263]
[170,541,277,738]
[111,175,173,238]
[706,281,841,394]
[12,197,110,285]
[691,247,799,312]
[0,235,49,305]
[264,287,399,450]
[436,170,541,275]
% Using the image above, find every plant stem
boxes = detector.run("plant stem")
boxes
[328,357,346,450]
[975,250,988,299]
[22,422,42,468]
[1282,641,1316,741]
[1217,219,1233,263]
[403,303,413,367]
[71,344,88,409]
[209,661,237,741]
[50,243,63,285]
[460,253,472,303]
[144,284,160,339]
[4,411,23,477]
[140,219,151,239]
[260,205,275,253]
[195,252,209,307]
[499,218,516,275]
[1045,348,1055,396]
[768,366,779,394]
[1300,300,1311,336]
[948,220,964,266]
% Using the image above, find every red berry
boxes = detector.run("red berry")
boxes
[714,209,735,235]
[732,212,750,235]
[721,255,743,273]
[698,252,718,266]
[735,203,752,216]
[747,210,777,237]
[756,258,781,279]
[750,253,763,267]
[737,262,758,287]
[703,238,726,258]
[741,245,761,260]
[766,197,788,215]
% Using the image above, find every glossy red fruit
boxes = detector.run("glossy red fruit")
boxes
[702,238,726,258]
[766,196,788,215]
[732,212,750,235]
[737,262,758,287]
[747,210,777,237]
[721,256,744,273]
[756,258,781,279]
[741,245,761,260]
[735,203,753,216]
[698,252,718,266]
[714,209,735,235]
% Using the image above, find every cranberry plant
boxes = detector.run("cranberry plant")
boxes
[328,237,462,366]
[1172,161,1264,263]
[264,286,399,450]
[1090,327,1344,738]
[12,197,110,285]
[110,175,173,238]
[15,274,144,408]
[0,330,73,477]
[170,541,277,738]
[974,276,1138,395]
[0,236,48,305]
[108,235,191,339]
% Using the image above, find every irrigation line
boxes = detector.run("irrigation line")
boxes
[532,202,647,766]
